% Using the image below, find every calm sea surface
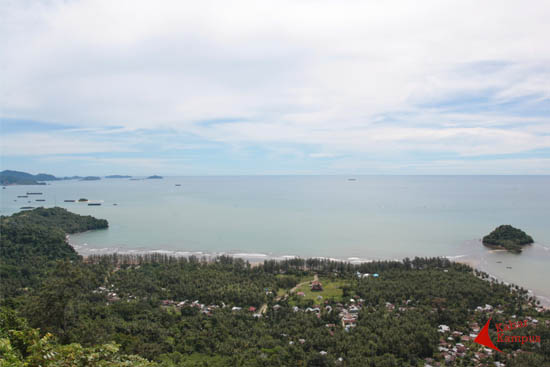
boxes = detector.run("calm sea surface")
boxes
[2,176,549,302]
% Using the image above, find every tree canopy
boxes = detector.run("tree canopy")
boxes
[482,225,534,253]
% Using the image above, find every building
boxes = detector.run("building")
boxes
[311,280,323,291]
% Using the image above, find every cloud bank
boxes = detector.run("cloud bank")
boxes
[1,0,549,174]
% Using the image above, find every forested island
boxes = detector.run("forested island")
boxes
[0,170,96,185]
[0,170,55,185]
[1,209,549,366]
[147,175,163,179]
[483,225,534,253]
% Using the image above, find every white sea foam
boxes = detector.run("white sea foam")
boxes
[445,254,466,260]
[232,253,268,258]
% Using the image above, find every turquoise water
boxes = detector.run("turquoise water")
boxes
[2,176,549,302]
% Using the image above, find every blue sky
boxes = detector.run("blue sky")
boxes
[1,0,550,175]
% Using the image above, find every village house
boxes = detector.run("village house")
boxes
[311,280,323,291]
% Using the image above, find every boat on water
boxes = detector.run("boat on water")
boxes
[35,199,46,202]
[88,203,101,206]
[64,199,75,202]
[175,184,182,186]
[17,195,28,198]
[20,206,34,210]
[26,192,43,195]
[78,198,88,202]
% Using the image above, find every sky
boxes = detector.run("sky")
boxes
[1,0,550,175]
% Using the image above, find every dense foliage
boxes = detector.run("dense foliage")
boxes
[1,209,549,366]
[2,207,108,235]
[0,307,156,367]
[483,225,534,253]
[0,207,107,299]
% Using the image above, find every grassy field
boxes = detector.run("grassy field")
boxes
[292,278,348,303]
[276,288,287,298]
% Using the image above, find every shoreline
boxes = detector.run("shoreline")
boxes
[68,236,550,309]
[455,257,550,309]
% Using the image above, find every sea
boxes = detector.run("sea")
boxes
[2,175,549,304]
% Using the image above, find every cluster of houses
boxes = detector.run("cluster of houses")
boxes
[277,295,372,330]
[159,299,265,318]
[92,284,133,303]
[94,273,548,366]
[427,303,549,366]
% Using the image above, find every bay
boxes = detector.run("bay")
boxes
[2,175,549,303]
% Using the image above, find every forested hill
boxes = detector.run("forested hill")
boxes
[3,206,108,234]
[0,170,57,185]
[0,207,108,264]
[483,225,534,253]
[0,207,108,297]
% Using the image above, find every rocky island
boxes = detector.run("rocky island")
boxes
[482,225,534,253]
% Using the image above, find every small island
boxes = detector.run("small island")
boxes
[482,225,534,253]
[146,175,163,179]
[80,176,101,181]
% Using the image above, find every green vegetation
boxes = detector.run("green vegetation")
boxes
[0,207,108,299]
[0,308,156,367]
[292,278,347,303]
[146,175,163,179]
[1,209,549,366]
[483,225,534,253]
[2,207,108,234]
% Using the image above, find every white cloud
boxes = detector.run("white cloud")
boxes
[309,153,336,159]
[0,132,133,156]
[1,0,550,169]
